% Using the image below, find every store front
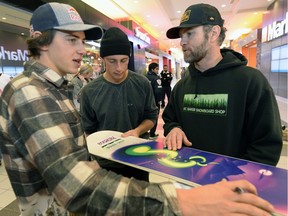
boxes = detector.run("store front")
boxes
[259,0,287,98]
[0,2,142,80]
[120,19,175,75]
[231,0,287,99]
[0,0,177,80]
[229,0,287,125]
[0,26,29,77]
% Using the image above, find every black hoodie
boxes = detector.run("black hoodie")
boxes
[147,70,162,102]
[163,49,282,166]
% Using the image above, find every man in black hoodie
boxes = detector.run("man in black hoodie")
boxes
[163,3,282,166]
[147,62,162,139]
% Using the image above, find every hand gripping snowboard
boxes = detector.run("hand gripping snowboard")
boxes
[87,130,287,215]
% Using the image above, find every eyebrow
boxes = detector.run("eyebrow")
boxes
[106,57,129,61]
[59,30,84,39]
[180,27,196,34]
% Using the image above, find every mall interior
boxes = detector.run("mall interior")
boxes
[0,0,287,215]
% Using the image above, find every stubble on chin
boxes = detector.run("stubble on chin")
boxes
[184,52,194,64]
[183,50,189,63]
[184,50,206,65]
[184,55,190,64]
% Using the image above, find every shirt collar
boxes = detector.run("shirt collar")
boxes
[24,60,67,87]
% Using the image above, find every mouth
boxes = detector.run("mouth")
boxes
[114,72,123,77]
[73,59,82,67]
[182,49,188,54]
[182,45,189,53]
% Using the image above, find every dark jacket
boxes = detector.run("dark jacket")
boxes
[163,48,282,166]
[160,70,172,87]
[147,71,162,102]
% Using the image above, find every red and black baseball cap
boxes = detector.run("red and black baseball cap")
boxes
[30,2,103,40]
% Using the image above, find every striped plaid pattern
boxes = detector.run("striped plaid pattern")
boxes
[0,61,181,215]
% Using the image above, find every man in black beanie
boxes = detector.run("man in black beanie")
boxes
[100,27,132,58]
[80,27,158,181]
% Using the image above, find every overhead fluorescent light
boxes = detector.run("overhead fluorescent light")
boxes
[85,41,100,47]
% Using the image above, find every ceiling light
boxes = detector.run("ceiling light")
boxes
[85,41,100,47]
[227,28,251,40]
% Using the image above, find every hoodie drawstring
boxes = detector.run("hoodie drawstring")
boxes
[194,73,199,99]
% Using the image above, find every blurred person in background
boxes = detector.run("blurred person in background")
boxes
[0,73,10,166]
[0,73,10,96]
[146,62,162,139]
[71,63,94,110]
[160,64,173,108]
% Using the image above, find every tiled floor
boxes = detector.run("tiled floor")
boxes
[0,78,287,214]
[0,162,18,215]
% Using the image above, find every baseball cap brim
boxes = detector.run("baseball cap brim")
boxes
[54,24,103,40]
[166,24,200,39]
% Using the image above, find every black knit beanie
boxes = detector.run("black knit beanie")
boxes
[100,27,131,57]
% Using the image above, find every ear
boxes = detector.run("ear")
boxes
[30,31,42,38]
[30,31,49,52]
[210,25,221,42]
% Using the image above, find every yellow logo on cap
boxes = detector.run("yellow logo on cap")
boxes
[209,16,215,21]
[181,10,191,23]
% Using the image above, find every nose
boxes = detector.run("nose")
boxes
[115,62,122,71]
[79,44,86,55]
[180,38,186,46]
[77,41,86,55]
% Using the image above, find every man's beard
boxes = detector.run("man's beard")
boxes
[183,38,209,64]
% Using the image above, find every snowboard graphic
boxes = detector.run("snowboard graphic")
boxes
[87,130,287,215]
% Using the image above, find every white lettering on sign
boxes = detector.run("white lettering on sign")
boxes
[262,12,288,42]
[0,46,29,62]
[134,27,151,44]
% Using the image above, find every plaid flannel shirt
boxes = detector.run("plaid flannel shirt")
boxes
[0,61,181,216]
